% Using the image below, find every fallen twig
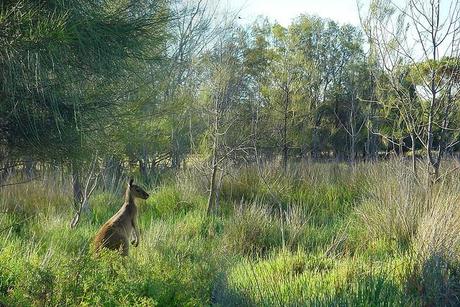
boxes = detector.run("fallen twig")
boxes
[0,176,40,188]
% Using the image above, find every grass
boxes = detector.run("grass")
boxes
[218,251,415,306]
[1,160,460,305]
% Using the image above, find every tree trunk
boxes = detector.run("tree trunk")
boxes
[282,84,289,172]
[215,168,225,214]
[350,135,356,164]
[426,25,438,186]
[207,146,218,216]
[102,157,122,192]
[71,164,83,210]
[171,128,181,169]
[251,102,260,163]
[312,83,328,160]
[312,122,319,160]
[139,159,148,180]
[0,160,13,184]
[349,93,356,165]
[207,103,220,216]
[410,132,417,177]
[24,158,34,179]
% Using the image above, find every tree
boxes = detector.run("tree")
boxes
[0,0,170,213]
[203,26,250,215]
[374,65,423,174]
[0,0,169,167]
[361,0,460,183]
[331,61,370,164]
[289,16,365,160]
[266,23,304,170]
[163,0,222,169]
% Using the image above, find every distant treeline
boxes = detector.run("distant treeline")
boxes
[1,0,459,187]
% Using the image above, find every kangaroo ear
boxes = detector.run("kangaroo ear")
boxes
[129,178,134,186]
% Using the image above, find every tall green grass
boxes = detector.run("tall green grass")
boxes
[1,160,460,305]
[217,250,415,306]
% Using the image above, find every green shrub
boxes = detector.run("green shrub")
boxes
[145,185,197,220]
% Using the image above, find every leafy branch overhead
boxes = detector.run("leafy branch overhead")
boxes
[0,0,169,162]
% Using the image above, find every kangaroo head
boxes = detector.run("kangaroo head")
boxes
[128,179,149,200]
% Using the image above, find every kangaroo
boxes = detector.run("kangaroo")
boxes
[93,179,149,256]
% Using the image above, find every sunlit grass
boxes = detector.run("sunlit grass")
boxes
[1,160,460,305]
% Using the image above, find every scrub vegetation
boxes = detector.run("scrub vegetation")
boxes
[1,0,460,306]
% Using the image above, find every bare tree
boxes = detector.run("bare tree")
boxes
[166,2,247,215]
[161,0,242,169]
[205,29,252,215]
[335,71,367,165]
[361,0,460,184]
[70,154,100,229]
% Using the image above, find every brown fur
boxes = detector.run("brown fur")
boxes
[93,179,149,256]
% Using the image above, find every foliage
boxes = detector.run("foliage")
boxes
[0,0,169,162]
[1,1,460,306]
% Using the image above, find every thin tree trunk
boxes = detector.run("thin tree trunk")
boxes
[312,83,328,160]
[349,93,356,165]
[171,128,179,169]
[215,168,225,213]
[410,132,417,177]
[207,147,218,215]
[72,164,82,210]
[426,18,438,186]
[207,104,219,216]
[24,158,34,179]
[312,119,319,160]
[350,136,356,164]
[399,138,403,158]
[139,159,148,180]
[282,85,289,172]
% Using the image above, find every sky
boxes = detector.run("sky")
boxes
[227,0,362,27]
